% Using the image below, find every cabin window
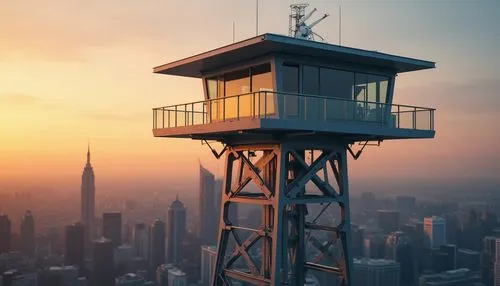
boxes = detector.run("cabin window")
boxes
[303,66,320,120]
[319,68,354,100]
[224,69,250,119]
[251,64,274,116]
[206,78,218,99]
[283,64,300,117]
[205,63,275,121]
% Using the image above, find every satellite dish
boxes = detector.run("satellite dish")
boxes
[289,3,329,41]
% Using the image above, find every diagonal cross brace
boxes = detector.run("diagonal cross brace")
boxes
[291,150,339,197]
[230,151,276,198]
[287,150,337,198]
[226,231,262,271]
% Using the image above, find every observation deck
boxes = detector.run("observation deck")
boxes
[153,91,434,143]
[152,33,436,144]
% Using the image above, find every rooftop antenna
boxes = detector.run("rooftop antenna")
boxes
[289,3,329,41]
[256,0,259,36]
[339,4,342,45]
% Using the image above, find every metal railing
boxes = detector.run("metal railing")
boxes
[152,91,435,131]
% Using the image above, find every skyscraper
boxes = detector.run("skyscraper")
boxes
[200,245,217,286]
[167,195,186,263]
[81,145,96,246]
[102,212,122,248]
[424,216,446,249]
[20,210,35,257]
[495,238,500,286]
[133,223,149,260]
[352,258,400,286]
[149,219,166,274]
[0,213,11,254]
[167,267,187,286]
[483,236,499,286]
[93,237,114,286]
[351,224,365,257]
[386,231,415,285]
[64,222,85,270]
[199,164,218,245]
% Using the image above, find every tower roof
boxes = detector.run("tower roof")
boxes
[154,33,435,78]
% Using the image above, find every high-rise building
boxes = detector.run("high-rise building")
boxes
[483,236,499,286]
[495,238,500,286]
[81,145,96,246]
[64,222,85,270]
[156,264,176,286]
[364,234,386,259]
[166,195,186,263]
[115,273,145,286]
[149,219,166,273]
[456,248,480,271]
[351,224,365,257]
[93,237,114,286]
[0,214,11,254]
[424,216,446,249]
[20,210,35,257]
[200,245,217,286]
[199,164,218,245]
[386,231,415,285]
[353,258,400,286]
[431,244,456,273]
[377,210,399,233]
[168,268,187,286]
[47,266,80,286]
[102,212,122,248]
[133,223,149,260]
[114,244,135,274]
[419,268,482,286]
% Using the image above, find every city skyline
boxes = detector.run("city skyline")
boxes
[1,1,499,193]
[0,1,499,285]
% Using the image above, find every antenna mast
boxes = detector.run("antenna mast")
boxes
[256,0,259,35]
[289,3,329,42]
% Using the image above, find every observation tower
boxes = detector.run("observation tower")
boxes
[151,32,435,285]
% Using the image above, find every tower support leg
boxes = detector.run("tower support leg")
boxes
[212,142,353,286]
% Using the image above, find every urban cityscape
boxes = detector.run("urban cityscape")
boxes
[1,1,500,286]
[2,146,500,285]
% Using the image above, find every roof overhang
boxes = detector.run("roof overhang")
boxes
[154,33,435,78]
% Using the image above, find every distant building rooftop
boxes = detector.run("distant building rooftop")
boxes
[353,258,399,267]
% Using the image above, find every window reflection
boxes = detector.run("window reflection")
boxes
[252,64,274,116]
[205,63,274,121]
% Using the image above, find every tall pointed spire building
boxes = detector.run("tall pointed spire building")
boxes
[81,144,96,248]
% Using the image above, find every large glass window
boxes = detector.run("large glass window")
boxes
[206,78,218,99]
[283,64,300,118]
[320,68,355,121]
[303,66,320,120]
[320,68,354,100]
[205,63,275,121]
[224,69,250,119]
[252,64,274,116]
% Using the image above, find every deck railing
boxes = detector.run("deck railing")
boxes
[152,91,435,131]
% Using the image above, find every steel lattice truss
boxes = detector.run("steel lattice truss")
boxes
[212,143,353,286]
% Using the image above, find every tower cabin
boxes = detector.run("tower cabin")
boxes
[152,33,435,144]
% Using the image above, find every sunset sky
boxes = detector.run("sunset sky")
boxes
[1,0,499,192]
